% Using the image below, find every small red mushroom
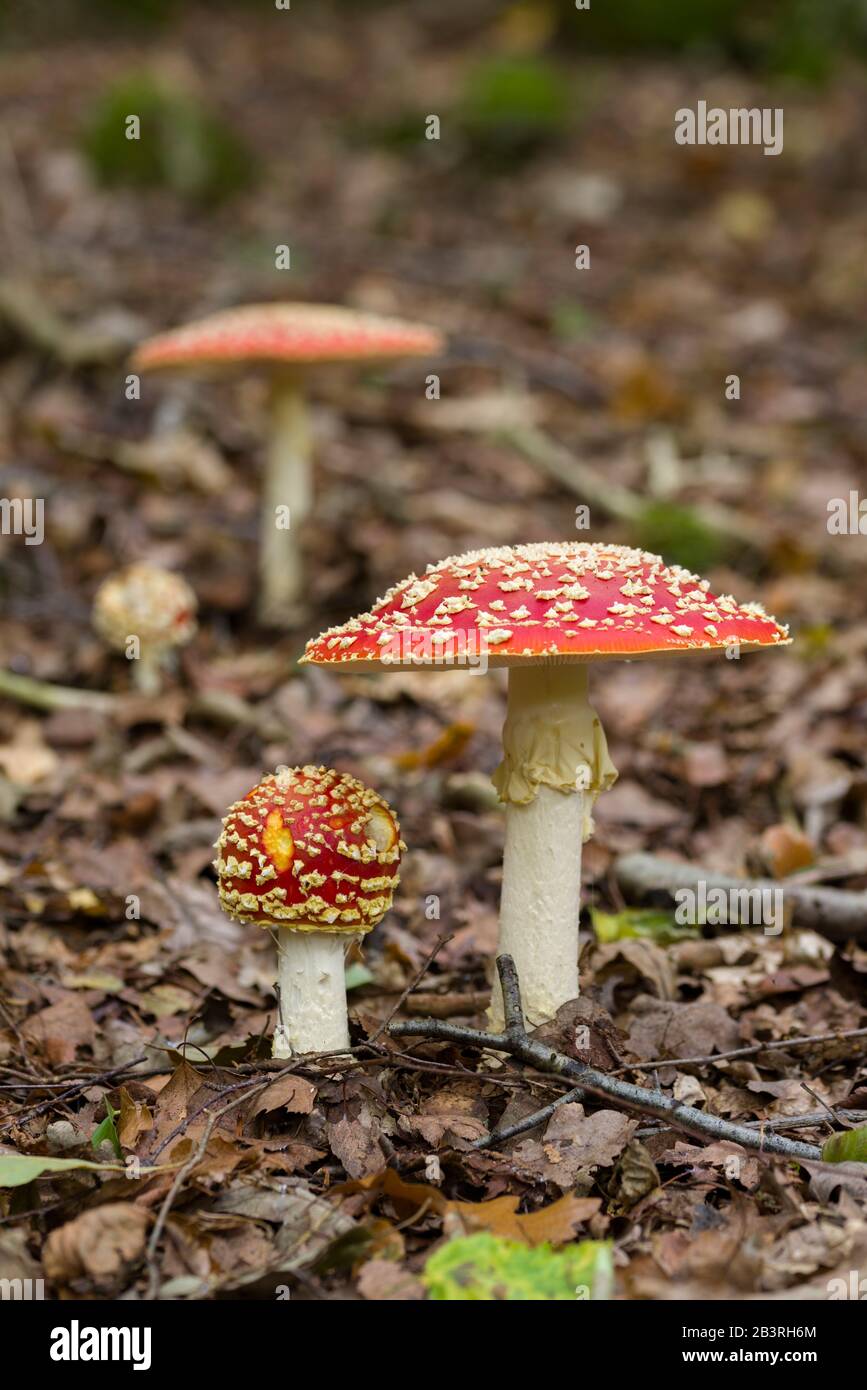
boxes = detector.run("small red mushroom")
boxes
[301,542,791,1027]
[214,764,404,1056]
[132,303,443,626]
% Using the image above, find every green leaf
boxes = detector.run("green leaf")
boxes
[422,1233,613,1301]
[344,962,374,992]
[91,1097,123,1159]
[591,906,697,945]
[821,1127,867,1164]
[0,1155,126,1188]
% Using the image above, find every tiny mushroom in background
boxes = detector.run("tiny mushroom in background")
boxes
[132,303,444,627]
[93,562,197,696]
[214,765,404,1056]
[301,542,791,1028]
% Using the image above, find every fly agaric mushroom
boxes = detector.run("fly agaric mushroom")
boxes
[301,542,790,1028]
[132,304,443,627]
[214,765,404,1056]
[93,562,197,695]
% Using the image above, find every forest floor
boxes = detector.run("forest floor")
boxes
[0,2,866,1300]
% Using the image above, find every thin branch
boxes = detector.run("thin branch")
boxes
[146,1077,264,1161]
[389,956,823,1164]
[0,667,114,713]
[473,1085,586,1151]
[367,933,453,1045]
[611,1026,867,1075]
[0,1053,149,1132]
[615,851,867,942]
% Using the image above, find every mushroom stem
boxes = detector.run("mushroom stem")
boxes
[493,782,586,1029]
[259,371,312,627]
[132,649,162,696]
[489,664,617,1029]
[273,927,350,1057]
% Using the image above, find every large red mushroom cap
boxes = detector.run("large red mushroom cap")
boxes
[301,542,791,669]
[132,303,444,371]
[214,765,404,933]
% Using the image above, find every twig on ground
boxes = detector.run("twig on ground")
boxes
[403,989,490,1018]
[472,1084,586,1150]
[741,1108,867,1133]
[147,1076,265,1161]
[615,851,867,942]
[389,956,823,1163]
[0,1052,149,1133]
[367,933,453,1044]
[503,426,766,553]
[143,1081,269,1301]
[611,1026,867,1075]
[0,667,114,713]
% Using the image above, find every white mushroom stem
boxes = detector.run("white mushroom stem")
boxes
[489,664,617,1030]
[273,927,350,1057]
[132,648,163,697]
[259,371,312,627]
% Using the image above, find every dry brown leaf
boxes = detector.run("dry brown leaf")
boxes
[117,1088,153,1147]
[44,1203,150,1293]
[626,997,741,1063]
[21,993,96,1065]
[449,1190,602,1245]
[357,1257,425,1301]
[0,720,59,787]
[513,1104,636,1189]
[402,1086,488,1148]
[760,823,815,878]
[327,1111,388,1180]
[250,1074,317,1117]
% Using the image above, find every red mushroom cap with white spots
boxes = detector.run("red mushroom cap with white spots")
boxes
[214,765,404,933]
[301,542,790,669]
[132,303,444,371]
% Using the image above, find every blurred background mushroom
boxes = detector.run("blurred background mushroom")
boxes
[132,304,443,627]
[92,562,197,695]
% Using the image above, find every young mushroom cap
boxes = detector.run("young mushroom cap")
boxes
[214,765,404,1056]
[301,542,790,1028]
[131,302,444,371]
[215,763,404,930]
[93,563,197,697]
[93,562,197,654]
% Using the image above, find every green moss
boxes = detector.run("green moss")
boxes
[564,0,867,77]
[458,57,572,166]
[81,73,254,204]
[632,501,727,575]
